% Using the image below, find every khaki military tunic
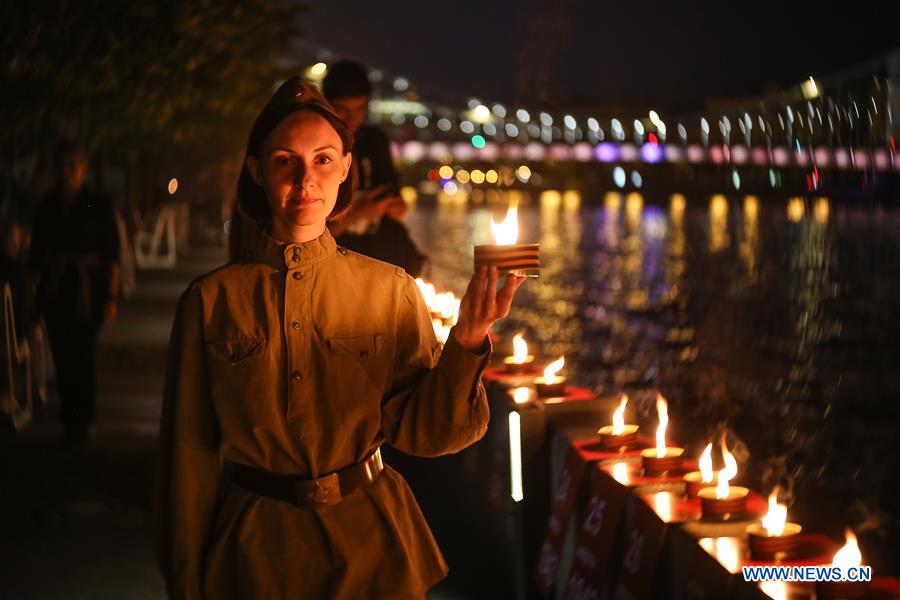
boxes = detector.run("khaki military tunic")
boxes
[155,229,491,599]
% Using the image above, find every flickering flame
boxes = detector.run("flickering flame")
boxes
[699,443,714,483]
[415,278,436,307]
[431,319,450,344]
[543,356,565,384]
[434,292,459,322]
[762,488,788,536]
[832,530,862,568]
[716,439,738,499]
[654,394,669,458]
[612,462,630,485]
[512,333,528,364]
[490,201,519,245]
[612,395,628,435]
[716,470,731,499]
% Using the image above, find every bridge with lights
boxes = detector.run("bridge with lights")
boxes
[302,50,899,196]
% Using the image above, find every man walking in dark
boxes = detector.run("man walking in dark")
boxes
[28,142,121,447]
[323,60,426,277]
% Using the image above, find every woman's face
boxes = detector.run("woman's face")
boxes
[247,111,351,242]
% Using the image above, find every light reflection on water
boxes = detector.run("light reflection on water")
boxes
[406,190,900,572]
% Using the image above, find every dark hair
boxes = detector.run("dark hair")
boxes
[323,61,373,102]
[236,78,356,228]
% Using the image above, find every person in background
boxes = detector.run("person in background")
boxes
[323,60,426,277]
[28,141,120,447]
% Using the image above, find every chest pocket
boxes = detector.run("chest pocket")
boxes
[207,338,266,365]
[326,334,386,362]
[326,333,389,392]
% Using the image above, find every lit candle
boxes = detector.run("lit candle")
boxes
[747,487,802,559]
[640,394,684,475]
[534,356,567,397]
[817,530,869,599]
[502,332,535,374]
[473,200,540,276]
[683,442,714,498]
[698,438,748,518]
[598,394,639,450]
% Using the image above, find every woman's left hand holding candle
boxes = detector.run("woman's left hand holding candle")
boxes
[452,265,526,352]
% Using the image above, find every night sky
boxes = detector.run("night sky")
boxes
[301,0,899,111]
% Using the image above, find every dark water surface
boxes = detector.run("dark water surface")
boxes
[406,190,900,575]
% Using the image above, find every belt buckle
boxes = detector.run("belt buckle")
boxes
[296,472,340,507]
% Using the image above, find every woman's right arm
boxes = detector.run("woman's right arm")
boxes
[154,285,221,600]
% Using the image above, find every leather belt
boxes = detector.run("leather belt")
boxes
[229,447,384,508]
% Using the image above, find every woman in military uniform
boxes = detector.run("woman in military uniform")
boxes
[155,78,525,599]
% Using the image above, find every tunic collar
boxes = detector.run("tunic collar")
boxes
[254,228,338,269]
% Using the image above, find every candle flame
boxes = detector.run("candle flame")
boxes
[512,333,528,364]
[415,278,436,307]
[832,529,862,568]
[699,443,714,483]
[612,395,628,435]
[490,201,519,245]
[655,394,669,458]
[543,356,565,384]
[716,470,730,499]
[762,488,787,536]
[716,437,738,499]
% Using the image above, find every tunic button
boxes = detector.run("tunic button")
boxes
[292,271,303,280]
[359,349,369,359]
[291,321,301,330]
[291,370,302,380]
[292,247,301,262]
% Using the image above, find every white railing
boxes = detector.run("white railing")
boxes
[1,282,49,431]
[134,204,177,269]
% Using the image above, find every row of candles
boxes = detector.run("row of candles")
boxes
[491,324,865,592]
[491,328,866,593]
[602,392,865,588]
[503,324,862,567]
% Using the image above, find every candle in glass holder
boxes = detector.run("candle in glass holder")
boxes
[683,442,714,498]
[817,530,869,599]
[502,332,535,374]
[534,356,566,397]
[473,201,540,276]
[747,487,802,559]
[641,394,684,475]
[598,394,639,450]
[698,440,748,518]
